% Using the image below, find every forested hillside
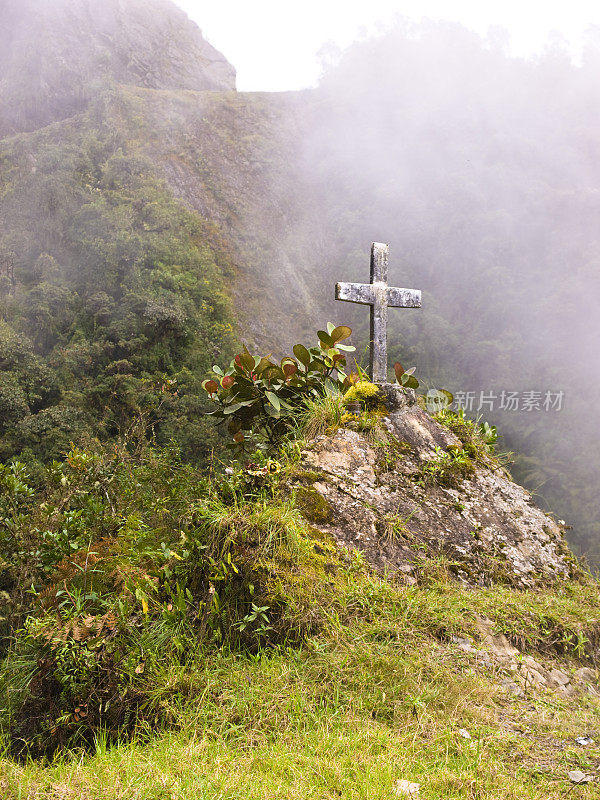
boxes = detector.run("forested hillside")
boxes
[0,91,239,463]
[0,2,599,562]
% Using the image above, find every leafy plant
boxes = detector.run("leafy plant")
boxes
[234,603,273,640]
[202,324,355,453]
[394,362,420,390]
[417,445,475,488]
[479,420,498,449]
[434,408,509,470]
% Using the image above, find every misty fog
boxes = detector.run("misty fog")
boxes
[0,2,599,563]
[5,2,600,780]
[286,20,600,561]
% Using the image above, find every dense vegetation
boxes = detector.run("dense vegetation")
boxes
[0,325,400,754]
[1,9,599,563]
[0,89,236,466]
[1,393,600,797]
[0,327,557,754]
[2,3,600,795]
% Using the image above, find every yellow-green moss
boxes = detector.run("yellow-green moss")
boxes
[343,381,381,405]
[303,524,338,550]
[283,467,322,485]
[294,486,334,524]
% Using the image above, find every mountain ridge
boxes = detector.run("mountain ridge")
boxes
[0,0,236,137]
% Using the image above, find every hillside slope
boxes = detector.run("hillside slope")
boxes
[1,384,599,797]
[0,0,235,136]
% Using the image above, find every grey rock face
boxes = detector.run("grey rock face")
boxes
[296,387,576,589]
[0,0,235,135]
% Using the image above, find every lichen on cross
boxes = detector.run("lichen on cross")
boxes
[335,242,421,383]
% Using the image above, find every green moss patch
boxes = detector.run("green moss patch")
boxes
[294,486,334,524]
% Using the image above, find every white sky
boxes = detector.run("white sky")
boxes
[174,0,600,91]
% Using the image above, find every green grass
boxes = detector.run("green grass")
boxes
[298,391,346,440]
[2,440,600,798]
[2,575,600,799]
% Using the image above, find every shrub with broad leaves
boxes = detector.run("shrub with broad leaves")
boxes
[393,361,420,390]
[202,324,355,452]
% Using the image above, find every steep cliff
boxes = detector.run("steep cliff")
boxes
[0,0,236,136]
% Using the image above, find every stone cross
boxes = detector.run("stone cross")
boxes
[335,242,421,383]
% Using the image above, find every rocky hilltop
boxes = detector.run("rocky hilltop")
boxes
[0,0,235,136]
[295,386,577,589]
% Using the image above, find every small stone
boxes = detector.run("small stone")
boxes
[522,656,550,681]
[575,736,594,746]
[548,668,570,687]
[458,728,471,739]
[451,635,478,654]
[574,668,596,684]
[556,683,576,698]
[394,780,420,796]
[500,679,525,698]
[489,635,519,661]
[520,667,547,687]
[568,770,593,784]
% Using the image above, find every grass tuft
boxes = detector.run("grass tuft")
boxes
[298,391,345,440]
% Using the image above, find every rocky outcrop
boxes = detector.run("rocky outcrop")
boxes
[0,0,235,136]
[294,386,576,588]
[452,616,598,699]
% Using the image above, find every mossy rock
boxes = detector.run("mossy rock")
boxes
[294,486,334,524]
[284,467,323,485]
[418,447,476,489]
[554,536,587,581]
[304,524,338,551]
[438,459,476,488]
[374,437,413,472]
[344,381,381,404]
[343,381,386,414]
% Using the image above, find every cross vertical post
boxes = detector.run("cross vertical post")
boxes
[370,242,389,383]
[335,242,422,383]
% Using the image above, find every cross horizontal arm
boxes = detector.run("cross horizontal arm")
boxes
[336,282,421,308]
[335,282,375,305]
[387,287,421,308]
